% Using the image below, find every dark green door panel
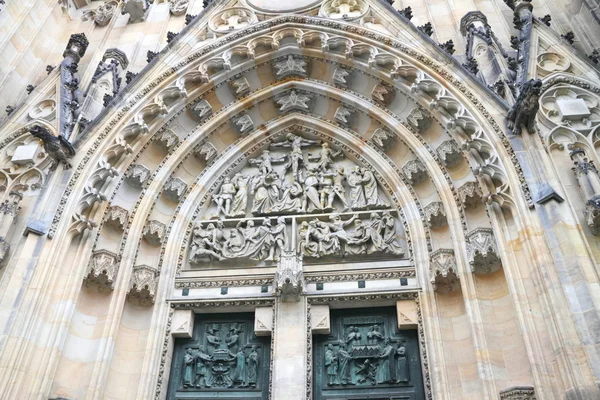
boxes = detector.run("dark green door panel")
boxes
[313,307,425,400]
[167,312,270,400]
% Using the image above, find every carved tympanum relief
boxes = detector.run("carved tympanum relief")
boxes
[189,133,405,266]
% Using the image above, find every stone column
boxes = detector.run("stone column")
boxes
[271,249,309,400]
[60,33,89,139]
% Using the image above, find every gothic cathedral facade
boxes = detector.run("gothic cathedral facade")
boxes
[0,0,599,399]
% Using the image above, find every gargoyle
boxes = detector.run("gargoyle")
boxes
[28,125,76,170]
[507,79,542,135]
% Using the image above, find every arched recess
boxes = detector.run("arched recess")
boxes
[0,15,561,400]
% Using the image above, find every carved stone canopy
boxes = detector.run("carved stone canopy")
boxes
[371,127,396,152]
[332,66,352,88]
[406,108,431,132]
[143,220,166,246]
[466,228,502,274]
[125,164,151,189]
[193,142,217,163]
[231,114,254,135]
[168,0,189,16]
[402,159,428,185]
[189,99,213,121]
[430,249,460,293]
[127,264,158,305]
[85,249,119,291]
[371,83,395,106]
[436,140,463,168]
[63,33,89,61]
[334,106,356,127]
[163,177,187,202]
[154,129,180,152]
[229,77,251,98]
[274,251,305,301]
[423,201,447,229]
[458,181,483,209]
[105,205,129,230]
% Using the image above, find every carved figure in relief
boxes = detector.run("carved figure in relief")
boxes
[247,345,259,387]
[325,213,358,255]
[356,359,376,385]
[382,211,404,255]
[232,348,248,387]
[183,348,195,387]
[248,150,285,175]
[333,167,351,210]
[337,343,354,385]
[318,169,336,209]
[271,181,303,213]
[206,327,221,353]
[346,326,361,346]
[298,221,319,257]
[308,142,342,172]
[230,173,250,217]
[301,168,323,212]
[325,344,338,385]
[214,177,237,216]
[347,166,367,209]
[367,213,387,254]
[251,172,281,214]
[226,325,241,353]
[195,346,213,387]
[271,133,318,181]
[507,79,542,135]
[190,224,224,262]
[377,338,396,384]
[361,168,385,208]
[371,325,384,345]
[395,340,410,383]
[271,217,288,260]
[344,219,370,255]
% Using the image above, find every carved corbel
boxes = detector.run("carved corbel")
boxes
[189,99,213,122]
[430,249,460,293]
[229,77,251,98]
[143,220,166,245]
[85,249,119,291]
[466,228,502,274]
[154,129,179,152]
[274,250,306,302]
[334,106,356,127]
[105,205,129,229]
[423,201,447,229]
[193,142,217,163]
[458,181,483,209]
[125,164,151,189]
[371,83,395,106]
[127,264,158,305]
[69,215,98,237]
[402,159,428,185]
[371,127,396,152]
[436,140,463,168]
[163,177,187,202]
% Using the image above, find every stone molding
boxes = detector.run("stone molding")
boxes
[499,386,536,399]
[175,277,273,288]
[465,227,502,274]
[430,249,460,293]
[305,270,414,283]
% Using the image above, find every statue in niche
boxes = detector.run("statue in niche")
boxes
[347,166,367,209]
[214,177,237,216]
[195,346,213,388]
[183,348,195,387]
[247,345,259,387]
[248,150,285,175]
[377,338,396,384]
[395,340,410,383]
[325,344,338,386]
[308,142,342,172]
[337,342,354,385]
[230,173,251,217]
[271,133,318,181]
